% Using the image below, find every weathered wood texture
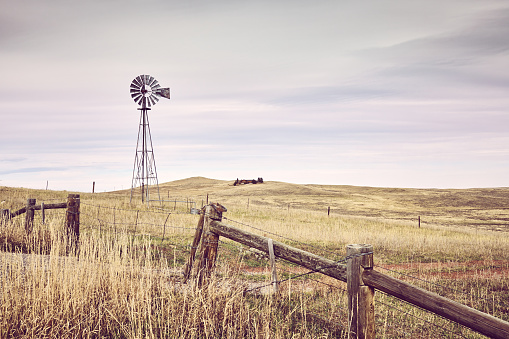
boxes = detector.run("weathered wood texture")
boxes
[209,219,508,338]
[209,220,347,281]
[11,207,26,218]
[267,238,278,293]
[25,199,36,234]
[183,207,205,282]
[196,204,226,285]
[347,244,374,339]
[9,202,67,219]
[66,194,80,253]
[362,269,509,339]
[32,202,67,210]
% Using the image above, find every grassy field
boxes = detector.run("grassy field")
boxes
[0,178,508,338]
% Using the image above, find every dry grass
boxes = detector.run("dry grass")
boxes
[1,178,508,338]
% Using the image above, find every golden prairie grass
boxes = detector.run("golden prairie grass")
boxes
[0,219,347,338]
[1,179,508,338]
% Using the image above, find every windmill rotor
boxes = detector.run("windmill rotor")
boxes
[129,74,171,205]
[130,74,170,108]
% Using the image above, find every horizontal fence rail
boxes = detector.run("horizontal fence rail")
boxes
[362,269,509,339]
[2,197,508,338]
[209,219,348,282]
[188,207,509,339]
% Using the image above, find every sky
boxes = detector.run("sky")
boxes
[1,0,509,192]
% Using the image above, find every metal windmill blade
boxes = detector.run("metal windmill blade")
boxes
[130,74,170,107]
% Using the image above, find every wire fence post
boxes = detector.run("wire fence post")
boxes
[25,198,36,234]
[66,194,80,255]
[268,238,278,293]
[183,206,205,282]
[196,203,226,286]
[347,244,375,339]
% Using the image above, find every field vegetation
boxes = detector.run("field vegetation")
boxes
[0,178,508,338]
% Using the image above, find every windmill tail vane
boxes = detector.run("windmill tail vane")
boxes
[129,74,170,204]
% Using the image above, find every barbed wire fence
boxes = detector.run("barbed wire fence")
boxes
[2,197,508,337]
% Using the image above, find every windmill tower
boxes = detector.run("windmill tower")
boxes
[129,74,170,204]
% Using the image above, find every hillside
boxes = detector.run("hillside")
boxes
[156,177,509,231]
[2,176,509,231]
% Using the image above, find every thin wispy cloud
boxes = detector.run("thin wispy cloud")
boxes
[1,0,508,191]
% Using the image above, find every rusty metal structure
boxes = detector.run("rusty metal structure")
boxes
[129,75,171,204]
[233,177,264,186]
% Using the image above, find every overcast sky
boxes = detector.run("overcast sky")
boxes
[1,0,508,192]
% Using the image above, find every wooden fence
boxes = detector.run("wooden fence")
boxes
[185,203,509,339]
[1,194,80,251]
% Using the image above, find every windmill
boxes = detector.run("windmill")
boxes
[129,74,171,204]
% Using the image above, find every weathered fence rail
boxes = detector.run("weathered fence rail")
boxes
[185,203,509,339]
[1,194,80,252]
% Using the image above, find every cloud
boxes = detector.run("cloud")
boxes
[0,166,64,175]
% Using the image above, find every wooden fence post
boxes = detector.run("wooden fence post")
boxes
[25,198,36,234]
[268,238,278,293]
[66,194,80,254]
[41,202,45,224]
[196,203,226,286]
[347,244,375,339]
[183,207,205,282]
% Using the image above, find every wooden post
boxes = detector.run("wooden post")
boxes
[328,206,330,216]
[92,181,95,193]
[25,198,36,234]
[268,238,278,293]
[183,207,206,282]
[347,244,374,339]
[196,203,226,286]
[41,202,45,224]
[66,194,80,254]
[418,216,421,228]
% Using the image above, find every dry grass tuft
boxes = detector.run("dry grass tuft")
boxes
[1,179,508,338]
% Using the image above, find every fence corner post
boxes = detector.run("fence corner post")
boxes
[25,198,36,234]
[196,203,226,286]
[66,194,80,255]
[347,244,375,339]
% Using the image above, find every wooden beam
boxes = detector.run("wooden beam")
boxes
[32,202,67,210]
[183,207,205,282]
[11,207,26,218]
[209,220,347,281]
[362,270,509,339]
